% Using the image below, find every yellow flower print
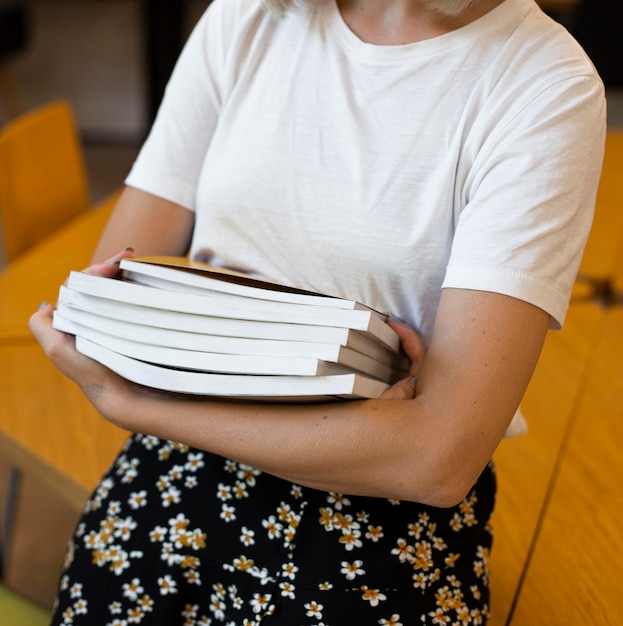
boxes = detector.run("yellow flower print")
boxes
[365,525,384,542]
[184,569,201,585]
[318,507,335,530]
[137,595,154,612]
[413,572,427,589]
[413,541,434,572]
[360,585,387,607]
[339,528,363,551]
[332,512,359,533]
[391,538,415,563]
[379,614,402,625]
[427,607,452,624]
[127,606,144,623]
[233,555,255,572]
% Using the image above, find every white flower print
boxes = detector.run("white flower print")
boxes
[122,578,144,601]
[114,517,138,541]
[69,582,83,598]
[149,526,167,543]
[126,606,144,624]
[262,515,283,540]
[281,561,299,580]
[217,482,233,501]
[74,599,88,615]
[240,526,256,547]
[279,581,296,599]
[237,464,261,487]
[366,525,384,542]
[327,492,350,510]
[221,503,237,522]
[109,601,123,614]
[128,490,148,509]
[161,485,182,507]
[157,574,178,595]
[250,593,272,614]
[210,592,227,620]
[305,601,324,619]
[185,451,205,472]
[341,560,365,580]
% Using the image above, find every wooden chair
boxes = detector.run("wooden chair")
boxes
[0,100,90,266]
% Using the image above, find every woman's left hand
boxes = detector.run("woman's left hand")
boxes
[379,320,427,400]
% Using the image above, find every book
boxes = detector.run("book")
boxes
[120,256,378,312]
[53,312,401,383]
[74,336,390,400]
[57,286,403,366]
[56,256,406,400]
[64,270,399,351]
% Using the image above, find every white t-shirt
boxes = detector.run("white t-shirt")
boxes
[126,0,605,344]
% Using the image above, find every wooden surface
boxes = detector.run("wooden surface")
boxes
[0,136,621,623]
[489,132,623,625]
[0,194,129,510]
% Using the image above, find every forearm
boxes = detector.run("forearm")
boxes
[99,289,545,506]
[97,384,459,505]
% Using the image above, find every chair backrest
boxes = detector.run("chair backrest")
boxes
[0,100,89,264]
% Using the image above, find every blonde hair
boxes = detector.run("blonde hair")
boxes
[424,0,478,17]
[262,0,295,15]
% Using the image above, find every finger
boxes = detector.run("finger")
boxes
[29,303,74,355]
[379,376,417,400]
[387,320,426,374]
[83,246,135,277]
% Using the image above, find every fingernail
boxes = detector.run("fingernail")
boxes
[105,247,134,265]
[38,301,49,310]
[408,375,419,389]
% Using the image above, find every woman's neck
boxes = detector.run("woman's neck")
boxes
[336,0,506,45]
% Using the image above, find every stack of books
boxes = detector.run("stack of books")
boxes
[52,256,408,401]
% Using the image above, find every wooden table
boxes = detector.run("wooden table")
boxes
[489,132,623,624]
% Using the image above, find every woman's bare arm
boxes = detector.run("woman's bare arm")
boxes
[31,275,548,507]
[90,186,195,262]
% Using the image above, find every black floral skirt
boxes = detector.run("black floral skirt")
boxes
[51,433,496,626]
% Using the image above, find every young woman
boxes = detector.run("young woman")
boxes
[30,0,605,623]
